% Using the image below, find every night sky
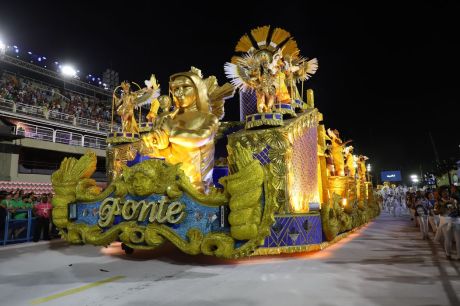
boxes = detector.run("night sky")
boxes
[0,1,459,184]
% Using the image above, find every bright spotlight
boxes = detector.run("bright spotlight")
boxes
[410,174,419,184]
[366,163,371,172]
[0,40,5,54]
[61,65,77,77]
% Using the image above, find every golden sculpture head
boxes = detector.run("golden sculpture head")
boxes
[122,159,181,196]
[255,50,273,64]
[121,81,131,93]
[158,95,172,111]
[344,145,354,155]
[169,67,210,113]
[358,155,369,162]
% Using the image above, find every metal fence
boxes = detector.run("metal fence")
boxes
[14,122,107,150]
[0,97,120,133]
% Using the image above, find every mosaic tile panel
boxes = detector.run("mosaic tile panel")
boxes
[263,214,323,247]
[289,125,319,212]
[239,90,257,121]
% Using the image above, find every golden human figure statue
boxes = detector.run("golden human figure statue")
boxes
[357,155,368,181]
[344,146,356,177]
[144,75,162,122]
[224,26,318,116]
[146,99,160,122]
[249,52,276,113]
[270,49,291,105]
[327,128,352,176]
[141,67,234,193]
[114,81,139,133]
[147,95,173,123]
[114,76,160,133]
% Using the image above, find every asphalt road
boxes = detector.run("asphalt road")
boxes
[0,213,459,306]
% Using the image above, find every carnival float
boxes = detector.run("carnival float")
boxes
[50,26,379,258]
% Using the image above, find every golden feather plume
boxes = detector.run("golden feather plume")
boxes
[51,151,97,185]
[270,27,291,46]
[282,38,299,58]
[250,25,270,46]
[204,76,219,95]
[231,56,241,64]
[207,79,235,120]
[235,34,254,52]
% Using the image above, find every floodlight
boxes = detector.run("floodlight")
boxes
[61,65,77,77]
[0,40,5,54]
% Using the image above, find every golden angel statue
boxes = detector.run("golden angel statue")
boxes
[113,74,160,133]
[141,67,234,193]
[224,26,318,114]
[144,75,162,122]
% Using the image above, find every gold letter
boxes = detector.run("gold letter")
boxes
[148,202,160,223]
[138,201,153,222]
[156,198,169,223]
[166,201,186,224]
[121,200,143,220]
[98,198,119,227]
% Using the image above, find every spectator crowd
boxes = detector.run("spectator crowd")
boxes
[0,72,113,124]
[0,189,55,243]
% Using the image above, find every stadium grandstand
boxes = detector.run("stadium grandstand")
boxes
[0,42,118,192]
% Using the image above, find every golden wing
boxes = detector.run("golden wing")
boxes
[295,58,319,82]
[224,53,259,92]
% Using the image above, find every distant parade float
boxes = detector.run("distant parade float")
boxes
[50,26,379,258]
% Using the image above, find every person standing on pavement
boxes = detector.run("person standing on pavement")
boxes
[434,188,458,260]
[33,195,53,242]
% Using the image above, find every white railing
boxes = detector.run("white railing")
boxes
[55,130,83,146]
[0,97,14,112]
[83,135,107,150]
[16,123,53,142]
[14,122,107,150]
[15,101,47,120]
[0,97,121,133]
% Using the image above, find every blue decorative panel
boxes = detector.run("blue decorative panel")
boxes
[263,214,323,247]
[74,193,223,240]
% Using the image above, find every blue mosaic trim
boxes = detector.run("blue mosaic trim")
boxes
[140,122,154,128]
[263,214,323,247]
[253,145,271,165]
[274,104,294,110]
[246,113,283,121]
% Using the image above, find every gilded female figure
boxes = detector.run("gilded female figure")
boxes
[142,67,234,193]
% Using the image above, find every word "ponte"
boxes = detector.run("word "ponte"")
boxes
[98,197,186,227]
